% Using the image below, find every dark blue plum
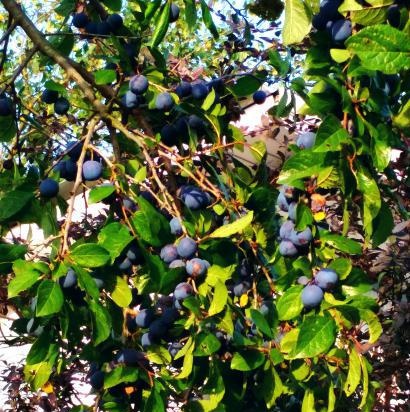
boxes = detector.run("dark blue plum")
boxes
[387,4,401,28]
[41,89,59,104]
[85,21,99,36]
[160,124,178,146]
[93,277,104,289]
[170,3,180,22]
[174,116,189,141]
[168,342,183,358]
[63,159,77,181]
[141,332,153,348]
[186,258,208,277]
[169,217,183,235]
[296,131,316,149]
[330,19,352,43]
[174,282,193,300]
[253,90,267,104]
[290,227,313,246]
[175,81,192,98]
[96,21,111,36]
[66,141,83,161]
[135,308,155,328]
[288,202,297,221]
[277,191,289,211]
[233,281,250,297]
[39,178,59,198]
[297,275,310,286]
[126,314,138,333]
[160,244,179,263]
[191,82,209,100]
[82,160,103,181]
[107,13,123,31]
[177,237,197,258]
[320,0,343,20]
[59,268,77,288]
[0,97,12,116]
[72,12,89,29]
[301,284,324,308]
[155,92,174,111]
[129,75,149,95]
[188,114,205,131]
[312,12,328,30]
[116,348,144,366]
[126,243,143,264]
[169,259,186,269]
[279,240,298,257]
[54,97,70,115]
[162,308,179,325]
[121,90,140,109]
[181,186,209,210]
[148,319,168,341]
[89,370,104,390]
[315,268,338,290]
[279,220,295,240]
[117,256,132,272]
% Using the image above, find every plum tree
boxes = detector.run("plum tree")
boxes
[301,284,324,308]
[315,268,338,290]
[82,160,103,181]
[0,0,402,410]
[39,178,59,198]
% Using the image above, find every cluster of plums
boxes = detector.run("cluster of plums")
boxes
[312,0,352,43]
[41,88,70,115]
[300,268,339,308]
[39,142,104,198]
[72,12,124,37]
[0,95,13,116]
[276,186,314,257]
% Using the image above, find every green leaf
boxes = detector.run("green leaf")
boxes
[344,347,361,396]
[0,115,17,142]
[208,280,228,316]
[357,166,381,242]
[70,244,110,268]
[98,222,133,261]
[44,80,67,94]
[24,361,53,390]
[94,69,116,85]
[277,285,304,320]
[345,25,410,74]
[371,124,392,172]
[231,349,265,371]
[104,366,139,389]
[176,341,194,379]
[206,264,236,286]
[202,88,216,111]
[0,244,27,274]
[193,332,221,356]
[250,308,274,338]
[302,389,316,412]
[195,363,225,411]
[359,309,382,343]
[36,280,64,317]
[209,211,253,238]
[88,184,115,204]
[263,365,283,408]
[393,98,410,128]
[200,0,219,39]
[371,201,394,247]
[151,2,171,48]
[328,258,352,280]
[268,50,290,76]
[330,48,351,63]
[290,315,336,359]
[250,140,267,164]
[55,0,75,16]
[101,0,122,12]
[89,301,112,346]
[8,260,46,298]
[295,203,313,231]
[184,0,197,30]
[229,75,261,97]
[320,232,362,254]
[0,190,33,222]
[111,276,132,308]
[314,114,351,152]
[283,0,311,45]
[143,385,164,412]
[27,331,52,364]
